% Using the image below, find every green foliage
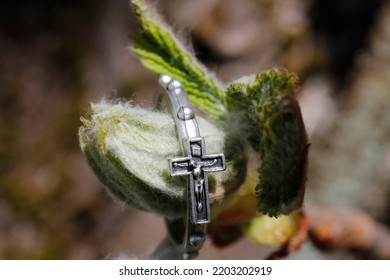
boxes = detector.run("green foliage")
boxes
[125,1,309,217]
[79,101,244,218]
[131,0,226,120]
[226,70,308,217]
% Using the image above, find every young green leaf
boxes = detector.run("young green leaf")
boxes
[131,0,226,120]
[226,70,309,217]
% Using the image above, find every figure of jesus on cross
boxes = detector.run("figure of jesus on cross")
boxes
[169,137,226,225]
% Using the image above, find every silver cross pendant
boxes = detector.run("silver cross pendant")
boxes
[170,137,225,224]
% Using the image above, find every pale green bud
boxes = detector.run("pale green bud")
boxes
[79,101,245,218]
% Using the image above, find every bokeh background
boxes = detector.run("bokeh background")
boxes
[1,0,390,259]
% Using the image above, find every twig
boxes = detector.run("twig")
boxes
[307,207,390,259]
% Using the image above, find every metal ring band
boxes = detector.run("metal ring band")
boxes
[159,74,226,259]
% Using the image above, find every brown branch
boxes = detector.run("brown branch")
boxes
[307,206,390,259]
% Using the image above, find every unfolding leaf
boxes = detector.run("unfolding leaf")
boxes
[226,70,308,217]
[79,101,244,218]
[131,0,226,120]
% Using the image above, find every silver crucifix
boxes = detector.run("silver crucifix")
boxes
[169,137,225,224]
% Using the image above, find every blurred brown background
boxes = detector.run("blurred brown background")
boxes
[1,0,390,259]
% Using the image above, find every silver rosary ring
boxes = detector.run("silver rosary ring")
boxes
[159,74,226,259]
